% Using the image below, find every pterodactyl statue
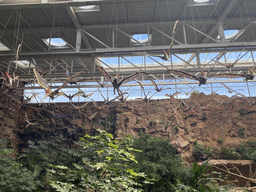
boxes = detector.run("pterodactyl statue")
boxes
[96,66,145,95]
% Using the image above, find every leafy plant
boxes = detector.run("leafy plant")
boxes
[48,129,151,192]
[131,133,188,192]
[101,113,117,133]
[235,141,256,162]
[193,144,211,161]
[201,114,207,121]
[0,138,41,192]
[185,127,189,134]
[125,116,129,122]
[191,121,197,127]
[149,120,156,126]
[165,118,174,131]
[174,126,179,133]
[238,128,245,138]
[220,147,239,160]
[217,138,223,145]
[176,160,225,192]
[239,109,246,116]
[190,91,199,97]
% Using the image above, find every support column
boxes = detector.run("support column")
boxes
[112,28,115,48]
[218,21,225,42]
[183,24,187,44]
[196,50,201,69]
[76,29,82,52]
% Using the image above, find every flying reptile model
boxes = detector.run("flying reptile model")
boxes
[71,88,94,99]
[32,58,61,77]
[33,68,84,101]
[96,66,145,95]
[209,69,255,81]
[141,20,179,61]
[167,69,208,86]
[135,79,157,103]
[92,76,106,88]
[220,83,243,94]
[25,112,38,128]
[23,93,39,103]
[1,71,18,87]
[119,92,131,103]
[91,99,103,110]
[165,92,182,99]
[70,102,89,113]
[150,79,170,92]
[178,85,197,96]
[88,111,98,122]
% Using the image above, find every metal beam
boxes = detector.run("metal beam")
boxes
[19,78,256,90]
[115,28,144,46]
[186,24,219,43]
[81,29,110,48]
[220,0,239,21]
[150,26,183,45]
[5,16,256,35]
[66,6,92,49]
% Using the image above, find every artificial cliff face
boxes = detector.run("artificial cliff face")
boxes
[1,92,256,162]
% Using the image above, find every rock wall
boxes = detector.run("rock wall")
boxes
[1,92,256,162]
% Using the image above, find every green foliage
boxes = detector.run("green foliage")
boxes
[101,113,117,132]
[174,126,179,133]
[149,120,156,126]
[217,138,223,145]
[0,138,41,192]
[21,135,75,169]
[219,147,239,160]
[19,135,77,191]
[48,129,151,192]
[235,141,256,162]
[164,119,173,131]
[201,114,207,121]
[238,128,245,138]
[190,91,199,97]
[191,121,197,127]
[239,109,246,116]
[193,144,212,161]
[185,127,188,134]
[131,133,188,192]
[176,160,225,192]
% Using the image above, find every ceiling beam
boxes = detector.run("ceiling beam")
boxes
[3,16,255,35]
[66,6,92,50]
[201,0,240,44]
[1,41,256,59]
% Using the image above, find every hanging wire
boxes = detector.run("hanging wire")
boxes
[13,6,21,57]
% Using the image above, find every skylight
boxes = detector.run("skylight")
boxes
[74,5,100,12]
[131,34,150,46]
[16,60,35,69]
[194,0,210,3]
[188,0,219,6]
[0,42,10,51]
[217,30,240,40]
[43,38,68,49]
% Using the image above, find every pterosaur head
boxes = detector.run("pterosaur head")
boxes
[201,70,207,80]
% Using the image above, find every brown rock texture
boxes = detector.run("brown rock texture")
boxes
[1,92,256,162]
